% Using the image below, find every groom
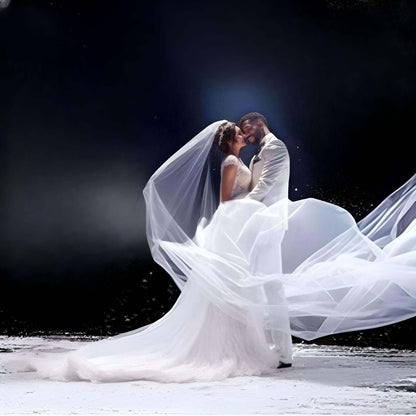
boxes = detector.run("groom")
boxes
[239,112,293,369]
[239,112,290,206]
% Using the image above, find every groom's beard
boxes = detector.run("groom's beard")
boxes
[258,127,267,141]
[253,130,263,145]
[244,135,254,144]
[245,128,263,144]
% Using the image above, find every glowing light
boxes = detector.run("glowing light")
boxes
[0,0,11,9]
[203,81,286,132]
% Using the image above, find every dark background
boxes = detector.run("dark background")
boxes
[1,0,415,348]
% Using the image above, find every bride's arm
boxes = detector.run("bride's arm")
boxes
[220,164,238,203]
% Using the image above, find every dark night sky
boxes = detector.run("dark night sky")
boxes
[0,0,415,330]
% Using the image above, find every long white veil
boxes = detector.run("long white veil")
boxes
[143,120,416,341]
[12,121,415,383]
[142,120,292,330]
[143,121,223,289]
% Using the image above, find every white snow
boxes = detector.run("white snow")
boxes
[0,336,415,415]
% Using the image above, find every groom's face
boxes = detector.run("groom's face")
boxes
[241,119,263,145]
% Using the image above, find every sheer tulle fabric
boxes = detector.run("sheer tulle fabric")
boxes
[12,121,416,383]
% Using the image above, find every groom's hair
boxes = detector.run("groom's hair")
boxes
[238,112,268,128]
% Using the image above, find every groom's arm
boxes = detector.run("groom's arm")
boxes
[246,142,289,202]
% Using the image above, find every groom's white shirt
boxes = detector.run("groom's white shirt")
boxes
[246,132,290,206]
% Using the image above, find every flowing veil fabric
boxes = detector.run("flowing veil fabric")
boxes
[10,121,416,383]
[142,120,416,342]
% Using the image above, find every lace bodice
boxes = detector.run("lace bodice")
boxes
[221,155,252,199]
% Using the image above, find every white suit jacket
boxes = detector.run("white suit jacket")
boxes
[245,133,293,364]
[246,132,290,206]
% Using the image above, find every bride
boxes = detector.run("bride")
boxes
[11,118,416,383]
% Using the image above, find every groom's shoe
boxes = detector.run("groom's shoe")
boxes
[277,361,292,369]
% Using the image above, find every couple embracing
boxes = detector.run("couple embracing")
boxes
[215,112,289,206]
[17,112,416,383]
[214,112,293,368]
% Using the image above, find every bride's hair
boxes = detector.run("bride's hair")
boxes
[214,121,237,153]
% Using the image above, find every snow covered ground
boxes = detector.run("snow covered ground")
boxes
[0,336,415,415]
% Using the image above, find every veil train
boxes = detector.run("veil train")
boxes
[9,121,415,383]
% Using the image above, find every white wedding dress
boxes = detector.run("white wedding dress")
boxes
[10,153,286,382]
[220,154,252,200]
[7,121,416,383]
